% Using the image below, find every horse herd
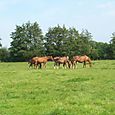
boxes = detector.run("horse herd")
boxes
[28,55,92,69]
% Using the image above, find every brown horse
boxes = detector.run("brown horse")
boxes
[72,55,92,68]
[34,56,53,69]
[28,57,41,69]
[53,56,70,69]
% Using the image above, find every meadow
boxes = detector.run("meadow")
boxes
[0,60,115,115]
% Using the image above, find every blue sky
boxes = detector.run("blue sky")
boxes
[0,0,115,47]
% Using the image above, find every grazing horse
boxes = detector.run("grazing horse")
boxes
[34,56,53,69]
[72,55,92,68]
[53,56,70,69]
[28,57,41,68]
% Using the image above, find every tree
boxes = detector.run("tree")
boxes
[89,41,99,60]
[75,29,93,56]
[0,38,2,47]
[0,48,9,62]
[44,25,69,56]
[95,42,110,59]
[45,26,94,59]
[66,27,79,58]
[9,21,45,61]
[110,32,115,59]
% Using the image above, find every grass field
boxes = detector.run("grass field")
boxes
[0,60,115,115]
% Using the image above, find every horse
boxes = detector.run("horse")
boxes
[53,56,70,69]
[72,55,92,68]
[34,56,53,69]
[28,57,41,69]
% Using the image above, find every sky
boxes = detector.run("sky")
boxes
[0,0,115,47]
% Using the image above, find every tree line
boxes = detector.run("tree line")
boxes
[0,21,115,62]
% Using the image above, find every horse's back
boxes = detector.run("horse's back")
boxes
[37,57,47,63]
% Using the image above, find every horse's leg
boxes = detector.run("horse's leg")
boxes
[83,61,86,68]
[76,61,78,69]
[83,62,84,68]
[63,63,64,68]
[34,61,37,69]
[54,62,56,69]
[58,63,60,69]
[65,62,68,69]
[68,62,71,69]
[43,62,46,68]
[36,63,39,69]
[55,62,58,69]
[63,62,66,69]
[39,63,42,69]
[68,61,71,69]
[66,61,68,69]
[37,63,39,68]
[57,63,60,69]
[44,62,46,68]
[72,61,76,69]
[73,62,75,69]
[71,62,73,69]
[64,62,67,69]
[70,61,73,69]
[54,62,58,69]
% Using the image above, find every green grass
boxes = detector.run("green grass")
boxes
[0,60,115,115]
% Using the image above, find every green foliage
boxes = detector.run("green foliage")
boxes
[0,38,2,47]
[9,21,45,61]
[110,32,115,59]
[44,26,93,58]
[66,27,79,57]
[90,41,110,60]
[0,48,9,62]
[6,22,115,61]
[75,29,93,56]
[0,61,115,114]
[45,25,69,56]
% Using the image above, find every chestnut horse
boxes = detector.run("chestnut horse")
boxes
[34,56,53,69]
[72,55,92,68]
[28,57,41,68]
[53,56,70,69]
[29,56,53,69]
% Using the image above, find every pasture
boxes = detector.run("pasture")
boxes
[0,60,115,115]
